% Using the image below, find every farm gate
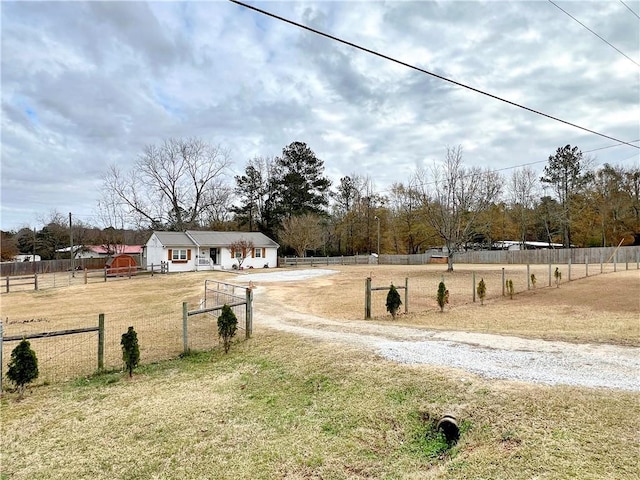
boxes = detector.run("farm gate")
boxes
[182,280,253,353]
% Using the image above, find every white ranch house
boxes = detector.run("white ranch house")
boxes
[144,231,279,273]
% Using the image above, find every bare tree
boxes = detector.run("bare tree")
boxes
[425,146,502,272]
[508,167,539,246]
[279,214,323,257]
[101,138,231,231]
[229,239,255,269]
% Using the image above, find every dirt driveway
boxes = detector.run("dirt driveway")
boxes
[240,268,640,392]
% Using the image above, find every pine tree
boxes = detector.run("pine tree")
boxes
[121,326,140,377]
[530,274,537,289]
[477,278,487,305]
[386,284,402,319]
[437,281,449,312]
[7,338,39,398]
[218,304,238,353]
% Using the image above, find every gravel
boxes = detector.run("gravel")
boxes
[249,269,640,392]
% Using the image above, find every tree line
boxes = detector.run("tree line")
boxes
[2,138,638,270]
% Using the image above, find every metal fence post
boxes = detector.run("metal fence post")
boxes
[404,277,408,314]
[98,314,105,371]
[182,302,189,355]
[585,255,588,278]
[365,277,372,320]
[502,268,505,296]
[527,265,530,290]
[245,287,253,339]
[568,257,572,281]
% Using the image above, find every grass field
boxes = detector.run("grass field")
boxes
[1,265,639,479]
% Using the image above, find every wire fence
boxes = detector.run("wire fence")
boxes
[1,280,253,390]
[364,261,636,319]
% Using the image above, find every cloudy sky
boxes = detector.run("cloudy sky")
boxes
[2,0,639,231]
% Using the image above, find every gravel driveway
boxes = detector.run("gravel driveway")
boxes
[239,270,640,392]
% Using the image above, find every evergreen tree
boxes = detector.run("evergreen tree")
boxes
[477,278,486,305]
[437,281,449,312]
[386,284,402,319]
[218,304,238,353]
[121,326,140,377]
[554,267,562,288]
[7,338,39,398]
[272,142,332,221]
[506,279,514,299]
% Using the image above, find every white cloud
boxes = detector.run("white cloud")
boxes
[2,0,638,230]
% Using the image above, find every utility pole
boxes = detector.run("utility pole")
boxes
[69,212,74,277]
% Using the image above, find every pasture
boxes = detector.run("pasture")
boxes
[1,265,639,479]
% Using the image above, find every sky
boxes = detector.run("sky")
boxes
[2,0,639,231]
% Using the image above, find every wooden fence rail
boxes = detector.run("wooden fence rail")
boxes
[2,275,38,293]
[365,277,408,319]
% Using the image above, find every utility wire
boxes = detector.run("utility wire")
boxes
[229,0,639,150]
[548,0,640,68]
[619,0,640,20]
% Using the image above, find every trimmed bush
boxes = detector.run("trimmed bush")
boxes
[218,304,238,353]
[437,281,449,312]
[7,338,39,398]
[506,279,514,299]
[477,278,486,305]
[386,284,402,319]
[121,326,140,377]
[554,267,562,288]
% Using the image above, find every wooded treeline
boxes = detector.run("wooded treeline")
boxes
[2,139,638,268]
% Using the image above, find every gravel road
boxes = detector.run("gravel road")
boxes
[238,270,640,392]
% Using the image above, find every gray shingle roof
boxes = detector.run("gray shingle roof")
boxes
[151,231,279,248]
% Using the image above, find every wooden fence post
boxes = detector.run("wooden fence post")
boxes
[502,268,505,296]
[365,277,372,320]
[0,319,3,394]
[104,267,107,282]
[568,257,572,281]
[245,287,253,339]
[548,262,552,287]
[84,268,88,284]
[98,313,105,371]
[614,252,617,272]
[585,255,588,278]
[527,265,530,290]
[182,302,189,354]
[34,273,38,291]
[404,277,409,314]
[5,276,9,293]
[600,253,603,274]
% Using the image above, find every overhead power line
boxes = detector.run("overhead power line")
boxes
[548,0,640,68]
[619,0,640,20]
[229,0,639,150]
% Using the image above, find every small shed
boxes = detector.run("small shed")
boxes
[106,254,138,276]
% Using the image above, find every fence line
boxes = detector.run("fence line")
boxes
[278,246,640,268]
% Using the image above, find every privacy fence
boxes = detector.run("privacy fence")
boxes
[279,246,640,268]
[0,281,253,392]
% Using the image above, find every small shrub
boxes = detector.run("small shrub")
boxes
[530,273,537,288]
[437,281,449,312]
[7,338,39,398]
[386,284,402,319]
[218,304,238,353]
[477,278,486,305]
[506,279,514,299]
[121,326,140,378]
[554,267,562,288]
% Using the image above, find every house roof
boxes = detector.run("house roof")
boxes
[150,231,279,248]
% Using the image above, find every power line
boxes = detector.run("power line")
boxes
[548,0,640,68]
[229,0,639,150]
[619,0,640,20]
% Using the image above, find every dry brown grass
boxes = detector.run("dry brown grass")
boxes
[258,264,640,346]
[1,265,639,479]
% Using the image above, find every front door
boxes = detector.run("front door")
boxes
[209,248,218,265]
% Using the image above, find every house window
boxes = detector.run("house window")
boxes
[173,249,188,261]
[254,248,262,258]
